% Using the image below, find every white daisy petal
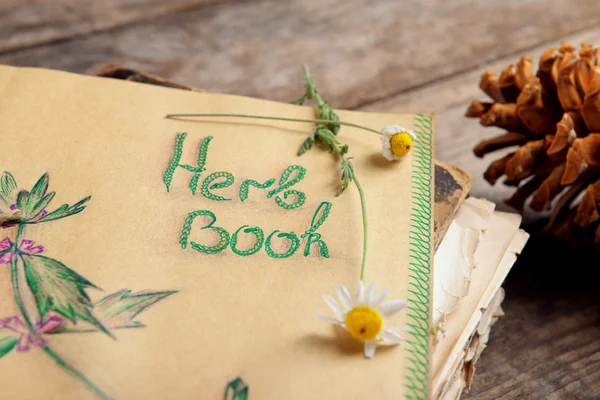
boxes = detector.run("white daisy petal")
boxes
[379,299,407,317]
[364,341,377,359]
[381,126,397,135]
[323,295,343,318]
[381,135,391,149]
[380,330,403,345]
[407,130,417,140]
[386,326,411,333]
[317,315,342,324]
[336,284,353,311]
[382,148,396,161]
[364,282,376,306]
[355,281,365,305]
[369,287,389,307]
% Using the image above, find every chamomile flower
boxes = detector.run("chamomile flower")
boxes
[318,281,409,358]
[381,125,417,161]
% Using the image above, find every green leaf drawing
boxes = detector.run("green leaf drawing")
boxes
[224,377,249,400]
[15,190,29,211]
[53,289,178,333]
[20,254,111,337]
[16,173,57,220]
[25,174,49,212]
[36,196,91,224]
[0,336,18,359]
[93,289,178,329]
[29,192,55,219]
[0,172,18,205]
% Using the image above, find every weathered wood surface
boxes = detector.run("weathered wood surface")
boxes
[464,233,600,399]
[0,0,228,53]
[3,0,600,110]
[3,0,600,398]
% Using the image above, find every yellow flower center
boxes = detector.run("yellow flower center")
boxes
[345,306,383,341]
[389,132,413,156]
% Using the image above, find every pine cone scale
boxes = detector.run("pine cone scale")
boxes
[467,42,600,249]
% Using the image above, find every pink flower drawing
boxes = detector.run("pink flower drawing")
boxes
[0,316,63,351]
[0,238,44,264]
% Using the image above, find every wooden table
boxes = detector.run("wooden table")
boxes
[3,1,600,398]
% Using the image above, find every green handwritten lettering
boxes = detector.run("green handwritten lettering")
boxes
[265,230,301,259]
[180,210,229,254]
[230,225,264,256]
[267,165,307,209]
[301,202,332,258]
[239,178,276,202]
[201,171,235,201]
[163,133,213,195]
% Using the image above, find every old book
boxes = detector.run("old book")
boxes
[0,65,435,399]
[98,66,528,400]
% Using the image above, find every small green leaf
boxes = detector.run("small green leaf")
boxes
[25,173,49,214]
[15,190,29,210]
[0,172,18,199]
[298,133,315,156]
[224,377,249,400]
[37,196,91,224]
[0,336,18,359]
[337,157,355,196]
[27,192,55,220]
[315,128,337,153]
[317,103,340,135]
[20,254,111,337]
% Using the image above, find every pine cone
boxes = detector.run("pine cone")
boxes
[467,43,600,249]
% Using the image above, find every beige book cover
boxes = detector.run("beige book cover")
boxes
[0,66,434,400]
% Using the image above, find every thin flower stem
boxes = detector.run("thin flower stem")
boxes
[10,224,39,337]
[43,347,111,400]
[9,223,110,400]
[165,113,383,136]
[353,176,369,282]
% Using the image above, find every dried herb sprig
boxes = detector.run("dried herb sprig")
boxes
[167,65,378,196]
[293,64,355,196]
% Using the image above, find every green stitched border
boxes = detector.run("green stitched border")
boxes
[404,113,433,400]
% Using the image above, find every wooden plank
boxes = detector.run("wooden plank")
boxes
[2,0,600,110]
[0,0,227,53]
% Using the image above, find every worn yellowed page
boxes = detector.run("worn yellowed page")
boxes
[0,66,434,399]
[431,198,528,399]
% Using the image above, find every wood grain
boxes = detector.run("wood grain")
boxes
[0,0,228,54]
[3,0,600,110]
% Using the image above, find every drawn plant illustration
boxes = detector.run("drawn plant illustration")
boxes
[0,171,177,399]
